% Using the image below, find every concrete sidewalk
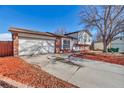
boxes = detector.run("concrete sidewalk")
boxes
[22,54,124,88]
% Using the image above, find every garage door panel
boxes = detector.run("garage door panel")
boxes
[19,38,55,56]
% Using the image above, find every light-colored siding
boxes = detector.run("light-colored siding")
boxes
[94,38,124,52]
[94,42,111,51]
[67,31,92,46]
[94,42,104,50]
[66,31,92,51]
[78,31,92,45]
[70,39,76,50]
[111,38,124,53]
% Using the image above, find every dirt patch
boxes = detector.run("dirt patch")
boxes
[0,57,78,88]
[73,52,124,66]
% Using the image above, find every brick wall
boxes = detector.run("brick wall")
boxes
[12,33,19,56]
[55,37,61,53]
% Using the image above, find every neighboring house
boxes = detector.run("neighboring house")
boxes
[65,30,92,51]
[94,41,111,51]
[9,27,92,56]
[110,36,124,53]
[94,41,103,51]
[94,36,124,53]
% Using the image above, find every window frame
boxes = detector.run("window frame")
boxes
[63,40,70,49]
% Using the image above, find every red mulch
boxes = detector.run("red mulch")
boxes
[73,52,124,66]
[0,57,78,88]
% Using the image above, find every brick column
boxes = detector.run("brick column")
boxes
[12,33,19,56]
[55,37,61,53]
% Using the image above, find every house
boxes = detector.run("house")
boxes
[47,33,78,53]
[94,36,124,53]
[9,27,57,56]
[9,27,92,56]
[65,30,92,51]
[94,41,111,51]
[110,36,124,53]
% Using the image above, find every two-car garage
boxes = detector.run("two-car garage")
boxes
[9,27,56,56]
[19,37,55,56]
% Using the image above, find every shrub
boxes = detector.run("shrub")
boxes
[107,48,119,52]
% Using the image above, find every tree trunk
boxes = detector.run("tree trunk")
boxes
[103,40,107,52]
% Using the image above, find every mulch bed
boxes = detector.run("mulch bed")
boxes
[73,52,124,66]
[0,57,78,88]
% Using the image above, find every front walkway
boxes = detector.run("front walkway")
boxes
[22,54,124,88]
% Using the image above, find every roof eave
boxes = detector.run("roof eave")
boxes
[9,27,55,37]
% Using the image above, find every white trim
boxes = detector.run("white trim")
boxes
[18,33,56,40]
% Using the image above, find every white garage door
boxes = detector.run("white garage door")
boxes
[19,37,55,56]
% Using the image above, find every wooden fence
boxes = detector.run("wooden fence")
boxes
[0,41,13,57]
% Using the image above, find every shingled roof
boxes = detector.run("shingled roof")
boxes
[46,32,77,40]
[65,30,92,36]
[9,27,55,37]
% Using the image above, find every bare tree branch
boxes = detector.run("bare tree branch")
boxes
[80,5,124,52]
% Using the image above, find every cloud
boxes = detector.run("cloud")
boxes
[0,33,12,41]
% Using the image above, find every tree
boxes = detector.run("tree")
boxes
[80,5,124,52]
[96,31,102,41]
[54,27,67,35]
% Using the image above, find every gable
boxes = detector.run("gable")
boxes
[78,31,91,38]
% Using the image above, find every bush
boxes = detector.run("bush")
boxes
[107,48,119,52]
[108,48,112,52]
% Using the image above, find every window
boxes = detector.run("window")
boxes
[120,37,122,40]
[63,40,70,49]
[89,39,90,42]
[84,39,86,42]
[84,35,87,43]
[122,32,124,36]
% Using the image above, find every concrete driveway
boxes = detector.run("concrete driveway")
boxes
[22,54,124,88]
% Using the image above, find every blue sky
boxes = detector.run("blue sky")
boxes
[0,5,82,33]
